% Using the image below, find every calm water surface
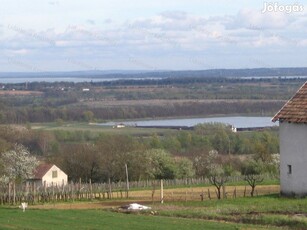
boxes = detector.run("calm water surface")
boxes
[0,77,142,83]
[100,116,277,128]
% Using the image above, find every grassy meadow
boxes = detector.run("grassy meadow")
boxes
[0,207,269,230]
[30,122,178,136]
[2,193,307,229]
[156,194,307,229]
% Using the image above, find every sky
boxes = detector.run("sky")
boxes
[1,0,307,72]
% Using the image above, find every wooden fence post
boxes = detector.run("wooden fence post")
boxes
[79,178,82,200]
[200,190,204,201]
[222,185,226,199]
[13,182,16,205]
[52,182,54,202]
[62,179,65,200]
[71,182,74,202]
[33,182,36,204]
[151,182,156,204]
[8,182,11,205]
[89,179,93,200]
[108,178,112,199]
[125,164,129,198]
[0,176,280,206]
[160,179,164,204]
[233,187,237,199]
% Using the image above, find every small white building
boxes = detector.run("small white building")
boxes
[113,123,125,128]
[30,164,68,187]
[272,82,307,197]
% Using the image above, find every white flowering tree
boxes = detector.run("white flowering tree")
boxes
[0,144,38,184]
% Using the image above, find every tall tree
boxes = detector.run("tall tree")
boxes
[241,159,264,197]
[176,157,195,179]
[96,135,143,181]
[58,143,101,182]
[0,144,38,184]
[205,150,229,199]
[145,149,178,180]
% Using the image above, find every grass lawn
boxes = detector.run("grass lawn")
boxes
[0,207,269,230]
[30,122,178,136]
[156,194,307,229]
[2,193,304,229]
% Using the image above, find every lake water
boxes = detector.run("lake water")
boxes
[0,77,146,84]
[100,116,277,129]
[1,75,305,84]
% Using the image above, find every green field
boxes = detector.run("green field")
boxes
[1,194,305,229]
[157,194,307,229]
[0,207,269,230]
[31,122,178,136]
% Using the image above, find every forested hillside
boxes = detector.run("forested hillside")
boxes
[0,123,279,183]
[0,77,303,123]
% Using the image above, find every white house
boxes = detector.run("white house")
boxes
[272,82,307,197]
[113,123,125,128]
[30,164,68,187]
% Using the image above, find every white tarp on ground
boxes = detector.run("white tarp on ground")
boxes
[126,203,151,210]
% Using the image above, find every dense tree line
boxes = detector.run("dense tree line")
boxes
[0,124,279,183]
[0,76,288,185]
[0,77,303,124]
[0,100,284,123]
[2,76,305,90]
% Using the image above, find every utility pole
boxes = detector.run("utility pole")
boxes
[160,179,164,204]
[125,164,129,198]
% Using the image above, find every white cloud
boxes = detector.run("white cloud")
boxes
[252,35,284,47]
[104,19,113,24]
[227,8,292,30]
[9,49,30,55]
[3,10,304,52]
[1,5,307,71]
[86,19,96,25]
[159,11,188,20]
[129,11,207,31]
[298,39,307,46]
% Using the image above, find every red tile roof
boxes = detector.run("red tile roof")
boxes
[272,82,307,123]
[33,164,54,179]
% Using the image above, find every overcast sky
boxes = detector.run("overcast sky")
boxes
[1,0,307,72]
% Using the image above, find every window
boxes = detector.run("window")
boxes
[287,165,292,174]
[52,170,58,178]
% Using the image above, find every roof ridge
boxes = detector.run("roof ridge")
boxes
[32,163,55,179]
[272,81,307,123]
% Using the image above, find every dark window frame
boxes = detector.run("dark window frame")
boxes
[52,170,58,178]
[287,165,292,174]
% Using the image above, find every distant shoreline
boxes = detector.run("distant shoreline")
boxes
[1,67,307,83]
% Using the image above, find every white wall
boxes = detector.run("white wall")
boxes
[280,122,307,196]
[42,165,68,187]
